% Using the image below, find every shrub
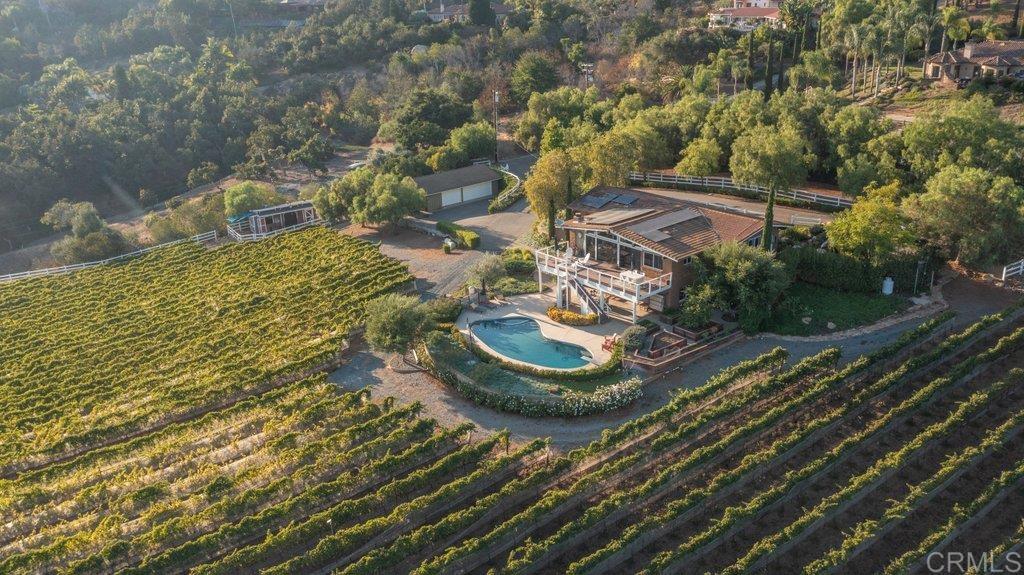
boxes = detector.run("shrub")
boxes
[778,244,933,295]
[621,326,647,352]
[436,220,481,250]
[455,229,480,249]
[430,356,641,417]
[443,242,452,254]
[493,277,538,296]
[678,283,720,328]
[547,307,599,326]
[502,247,536,275]
[422,297,463,323]
[488,176,524,213]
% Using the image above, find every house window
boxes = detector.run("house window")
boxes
[596,238,616,263]
[930,66,940,79]
[643,252,664,269]
[747,235,761,247]
[619,247,637,269]
[681,256,693,266]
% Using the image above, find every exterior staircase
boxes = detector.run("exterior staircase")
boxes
[568,278,607,321]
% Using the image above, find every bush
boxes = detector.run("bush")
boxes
[778,245,934,295]
[422,297,463,323]
[436,220,480,250]
[488,178,524,213]
[502,247,536,275]
[677,283,720,329]
[493,277,538,296]
[456,229,480,249]
[547,307,599,326]
[621,326,647,352]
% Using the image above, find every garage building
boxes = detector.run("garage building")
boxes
[414,165,503,212]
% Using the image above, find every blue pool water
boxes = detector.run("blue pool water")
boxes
[470,317,592,370]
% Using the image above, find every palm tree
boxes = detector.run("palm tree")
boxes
[1013,0,1022,38]
[948,17,971,50]
[939,6,966,53]
[973,18,1006,41]
[845,24,865,97]
[917,9,941,75]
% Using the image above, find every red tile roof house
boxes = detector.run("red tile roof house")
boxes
[925,40,1024,84]
[708,0,784,31]
[535,187,764,323]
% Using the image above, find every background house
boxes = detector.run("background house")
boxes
[413,164,503,212]
[425,2,512,24]
[926,40,1024,83]
[708,0,783,31]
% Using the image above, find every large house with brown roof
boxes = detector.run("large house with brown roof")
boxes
[535,187,764,322]
[925,40,1024,84]
[708,0,784,31]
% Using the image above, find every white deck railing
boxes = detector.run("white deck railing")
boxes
[0,230,219,283]
[629,171,854,209]
[535,246,672,302]
[226,218,323,242]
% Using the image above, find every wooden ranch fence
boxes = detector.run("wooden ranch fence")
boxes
[629,171,854,210]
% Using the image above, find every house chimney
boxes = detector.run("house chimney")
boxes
[964,42,975,59]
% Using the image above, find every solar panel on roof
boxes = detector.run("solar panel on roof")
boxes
[613,194,638,205]
[579,194,613,209]
[586,208,655,225]
[626,209,702,243]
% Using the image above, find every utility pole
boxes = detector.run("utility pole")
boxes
[492,90,500,164]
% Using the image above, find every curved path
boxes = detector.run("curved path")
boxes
[329,277,1019,450]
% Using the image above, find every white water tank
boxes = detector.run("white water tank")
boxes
[882,277,894,296]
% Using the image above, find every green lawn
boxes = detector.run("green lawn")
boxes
[767,282,911,337]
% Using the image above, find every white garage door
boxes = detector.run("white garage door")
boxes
[441,189,463,207]
[461,182,492,203]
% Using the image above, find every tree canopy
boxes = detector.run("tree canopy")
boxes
[364,294,432,354]
[904,166,1024,266]
[695,241,792,334]
[223,182,283,218]
[826,182,914,265]
[348,173,426,230]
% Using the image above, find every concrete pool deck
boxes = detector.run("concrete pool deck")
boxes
[456,293,626,368]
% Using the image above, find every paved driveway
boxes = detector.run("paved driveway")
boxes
[341,157,536,298]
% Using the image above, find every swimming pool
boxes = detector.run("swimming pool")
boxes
[469,316,593,370]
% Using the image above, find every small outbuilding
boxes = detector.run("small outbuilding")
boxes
[227,200,320,240]
[413,164,503,212]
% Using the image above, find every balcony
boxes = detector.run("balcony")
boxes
[535,246,672,303]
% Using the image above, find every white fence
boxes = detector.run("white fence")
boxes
[226,218,323,242]
[0,230,219,283]
[1002,258,1024,281]
[629,172,854,209]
